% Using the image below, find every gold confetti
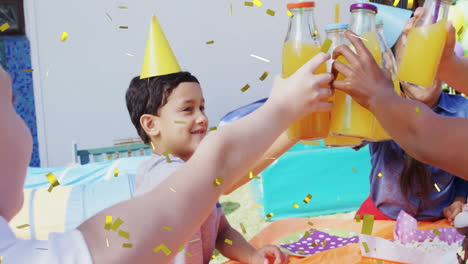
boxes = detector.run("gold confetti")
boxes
[293,203,300,209]
[313,30,319,37]
[229,4,233,16]
[415,107,421,115]
[163,226,172,231]
[350,33,368,42]
[224,238,233,245]
[298,250,306,254]
[0,256,3,263]
[321,38,333,53]
[241,84,250,92]
[122,243,133,248]
[118,230,130,239]
[240,223,247,234]
[178,245,185,252]
[302,231,310,239]
[60,32,69,42]
[105,216,113,230]
[0,23,10,32]
[36,248,48,250]
[106,238,110,247]
[253,204,263,209]
[118,6,128,9]
[114,168,119,177]
[111,218,124,231]
[253,0,263,7]
[434,183,441,192]
[265,157,276,160]
[393,0,401,7]
[407,0,414,9]
[377,260,383,264]
[213,177,223,187]
[244,1,254,7]
[361,214,375,235]
[107,154,113,159]
[335,4,340,23]
[209,127,217,131]
[153,244,172,256]
[212,254,218,259]
[352,167,358,173]
[249,171,254,179]
[119,26,129,29]
[362,242,370,253]
[206,40,215,45]
[322,240,327,247]
[189,238,201,243]
[266,212,274,218]
[303,194,313,204]
[16,224,30,229]
[259,72,269,81]
[46,172,60,192]
[175,121,187,124]
[433,229,441,236]
[287,10,294,17]
[186,252,193,257]
[377,172,383,178]
[308,221,314,226]
[355,214,361,223]
[299,140,320,145]
[163,149,172,163]
[311,242,318,247]
[266,9,275,16]
[150,142,156,151]
[125,53,134,57]
[23,69,34,72]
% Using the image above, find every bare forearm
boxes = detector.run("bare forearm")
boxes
[216,226,256,263]
[440,57,468,94]
[370,93,468,179]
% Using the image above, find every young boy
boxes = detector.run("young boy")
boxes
[125,71,296,264]
[0,53,332,264]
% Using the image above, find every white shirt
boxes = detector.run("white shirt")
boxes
[0,216,93,263]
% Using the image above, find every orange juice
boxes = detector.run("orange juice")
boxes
[282,41,330,140]
[398,20,447,89]
[330,32,383,140]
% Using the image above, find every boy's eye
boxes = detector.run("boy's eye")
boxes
[200,106,205,111]
[183,107,193,112]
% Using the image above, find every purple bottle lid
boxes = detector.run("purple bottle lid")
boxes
[350,3,378,13]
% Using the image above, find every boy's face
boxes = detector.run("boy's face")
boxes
[156,82,208,161]
[0,66,32,220]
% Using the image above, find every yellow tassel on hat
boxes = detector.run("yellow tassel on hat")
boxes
[140,14,181,79]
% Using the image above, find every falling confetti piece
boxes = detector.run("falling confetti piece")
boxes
[46,172,60,192]
[322,240,327,247]
[377,172,383,178]
[23,69,34,72]
[0,256,3,262]
[350,33,368,42]
[299,140,320,146]
[355,214,361,223]
[377,260,383,264]
[335,4,340,23]
[302,231,310,239]
[313,30,319,37]
[114,168,119,177]
[163,149,172,163]
[118,6,128,9]
[206,40,215,45]
[244,2,254,7]
[212,254,218,259]
[36,248,48,250]
[118,230,130,239]
[266,212,274,218]
[150,142,156,151]
[224,239,233,245]
[303,194,312,204]
[434,183,441,192]
[16,224,30,229]
[241,84,250,92]
[265,157,276,160]
[415,107,421,115]
[107,154,113,159]
[123,243,133,248]
[0,23,10,32]
[175,121,187,124]
[105,12,113,21]
[189,238,201,243]
[362,242,370,253]
[407,0,414,9]
[259,72,269,81]
[209,127,217,131]
[393,0,401,7]
[153,244,172,256]
[163,226,172,231]
[361,214,375,235]
[352,167,358,173]
[178,245,185,252]
[170,187,176,192]
[60,32,69,42]
[250,54,270,63]
[266,9,275,16]
[433,229,441,236]
[229,4,233,16]
[321,38,333,53]
[287,10,294,17]
[308,221,314,226]
[119,26,129,29]
[298,250,306,254]
[293,203,300,209]
[253,204,263,209]
[105,216,113,230]
[249,171,254,179]
[111,218,124,231]
[253,0,263,7]
[213,177,223,187]
[106,238,110,247]
[311,242,318,247]
[125,53,134,57]
[240,223,247,234]
[186,253,193,257]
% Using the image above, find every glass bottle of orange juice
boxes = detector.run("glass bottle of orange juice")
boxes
[329,3,382,141]
[323,23,362,147]
[398,0,452,89]
[282,1,330,140]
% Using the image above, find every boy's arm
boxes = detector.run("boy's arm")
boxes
[78,54,333,264]
[223,131,296,195]
[215,216,257,263]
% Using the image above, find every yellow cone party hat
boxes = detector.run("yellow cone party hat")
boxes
[140,14,181,79]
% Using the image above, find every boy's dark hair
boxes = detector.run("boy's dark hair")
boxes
[126,72,199,144]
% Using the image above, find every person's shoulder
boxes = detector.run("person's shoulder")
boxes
[137,154,184,176]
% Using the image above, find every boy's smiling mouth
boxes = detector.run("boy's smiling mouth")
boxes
[191,128,207,135]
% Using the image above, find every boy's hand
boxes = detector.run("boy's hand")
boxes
[444,200,465,226]
[332,30,395,110]
[249,245,289,264]
[270,53,333,122]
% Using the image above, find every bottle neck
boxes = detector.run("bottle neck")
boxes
[349,9,377,35]
[325,29,347,50]
[419,0,451,25]
[285,8,321,44]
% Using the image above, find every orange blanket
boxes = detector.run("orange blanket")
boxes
[224,218,451,264]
